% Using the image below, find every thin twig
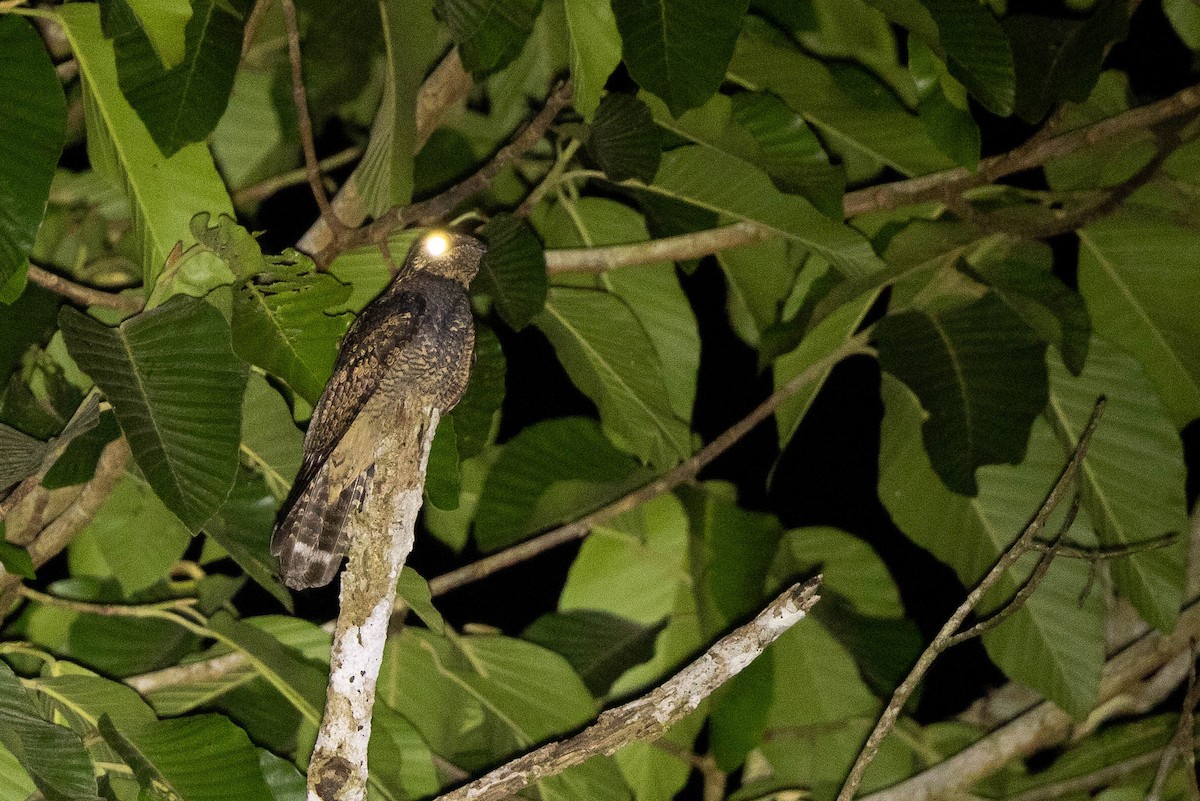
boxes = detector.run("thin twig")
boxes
[296,48,473,255]
[972,743,1192,801]
[0,438,129,619]
[315,81,574,266]
[945,495,1082,647]
[279,0,344,239]
[433,578,822,801]
[542,82,1200,274]
[241,0,273,56]
[25,264,142,313]
[516,139,583,218]
[233,146,363,205]
[424,332,872,601]
[859,600,1200,801]
[835,397,1107,801]
[1146,642,1200,801]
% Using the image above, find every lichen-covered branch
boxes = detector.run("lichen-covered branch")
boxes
[433,578,823,801]
[306,406,439,801]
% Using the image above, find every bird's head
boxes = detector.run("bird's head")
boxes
[407,230,486,288]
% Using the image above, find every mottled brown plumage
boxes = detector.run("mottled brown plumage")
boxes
[272,231,484,589]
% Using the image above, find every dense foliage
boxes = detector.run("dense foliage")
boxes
[0,0,1198,799]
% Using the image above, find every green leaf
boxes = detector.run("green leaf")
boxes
[474,417,644,550]
[908,35,980,169]
[0,16,67,294]
[1165,0,1200,49]
[98,713,273,801]
[773,527,904,620]
[917,0,1014,116]
[1078,215,1200,428]
[563,0,622,119]
[58,3,234,287]
[729,20,955,178]
[643,91,844,220]
[540,197,699,421]
[537,287,693,467]
[367,705,440,800]
[587,93,663,183]
[115,0,192,68]
[756,619,884,792]
[43,411,122,490]
[450,323,506,459]
[559,493,690,627]
[959,248,1089,378]
[773,266,877,454]
[436,0,544,74]
[0,661,101,801]
[612,0,749,116]
[358,0,442,214]
[102,0,249,157]
[396,567,446,634]
[205,612,327,722]
[646,145,883,279]
[203,470,294,612]
[380,628,596,767]
[680,482,781,635]
[477,213,548,330]
[239,373,303,501]
[1003,0,1129,124]
[523,609,666,695]
[0,422,49,492]
[231,262,353,407]
[875,293,1050,496]
[1044,340,1188,631]
[730,93,846,219]
[0,538,34,581]
[426,416,462,510]
[59,296,247,530]
[69,473,191,594]
[192,215,353,406]
[259,751,306,801]
[26,673,157,733]
[879,373,1104,717]
[212,67,297,194]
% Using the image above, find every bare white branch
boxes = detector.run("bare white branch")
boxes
[433,577,823,801]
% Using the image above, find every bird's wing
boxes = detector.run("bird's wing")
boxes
[288,289,426,503]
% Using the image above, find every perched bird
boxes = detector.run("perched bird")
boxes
[271,230,484,590]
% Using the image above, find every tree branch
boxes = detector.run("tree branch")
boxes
[1146,644,1200,801]
[307,406,439,801]
[836,397,1107,801]
[425,332,872,600]
[25,264,141,313]
[279,0,344,240]
[860,596,1200,801]
[543,81,1200,274]
[314,81,573,267]
[296,48,473,254]
[233,146,363,206]
[433,578,823,801]
[0,438,129,618]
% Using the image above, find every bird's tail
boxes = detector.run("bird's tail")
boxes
[271,463,371,590]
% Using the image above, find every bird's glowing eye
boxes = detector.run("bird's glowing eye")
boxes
[424,233,450,257]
